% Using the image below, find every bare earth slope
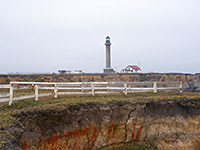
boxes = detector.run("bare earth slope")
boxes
[5,98,200,150]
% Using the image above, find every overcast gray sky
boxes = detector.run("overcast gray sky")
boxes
[0,0,200,74]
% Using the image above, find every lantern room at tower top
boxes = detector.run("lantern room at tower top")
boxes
[105,36,111,43]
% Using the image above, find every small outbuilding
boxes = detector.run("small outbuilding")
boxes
[121,65,141,73]
[74,70,83,74]
[58,70,71,74]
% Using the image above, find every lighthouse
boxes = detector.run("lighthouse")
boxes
[103,36,114,73]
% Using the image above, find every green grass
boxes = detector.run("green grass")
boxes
[0,92,200,130]
[0,92,199,128]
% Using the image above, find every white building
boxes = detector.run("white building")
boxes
[121,65,141,73]
[74,70,83,74]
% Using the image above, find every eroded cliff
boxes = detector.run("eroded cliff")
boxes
[8,99,200,150]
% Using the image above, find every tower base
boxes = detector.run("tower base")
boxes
[103,68,114,74]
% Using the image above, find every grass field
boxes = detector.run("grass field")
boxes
[0,92,200,129]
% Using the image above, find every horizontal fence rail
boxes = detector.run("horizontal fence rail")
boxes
[0,81,183,105]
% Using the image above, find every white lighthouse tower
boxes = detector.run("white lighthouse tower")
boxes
[103,36,114,73]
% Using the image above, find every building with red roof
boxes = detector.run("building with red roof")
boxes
[121,65,141,73]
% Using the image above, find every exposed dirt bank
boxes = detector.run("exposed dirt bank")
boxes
[7,99,200,150]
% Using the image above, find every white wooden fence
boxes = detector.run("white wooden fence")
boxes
[0,81,183,105]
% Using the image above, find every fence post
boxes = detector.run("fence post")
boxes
[153,82,157,93]
[54,84,58,98]
[180,81,183,93]
[82,83,84,93]
[9,85,13,105]
[32,83,34,89]
[91,83,94,96]
[124,83,127,95]
[35,85,38,101]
